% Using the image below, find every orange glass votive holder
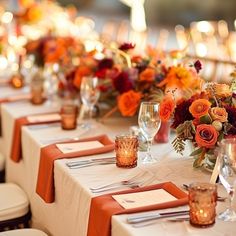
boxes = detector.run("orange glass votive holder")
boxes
[60,104,78,130]
[115,135,138,168]
[31,81,44,105]
[10,74,24,89]
[189,182,217,227]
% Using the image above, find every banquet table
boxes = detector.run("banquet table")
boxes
[0,86,236,236]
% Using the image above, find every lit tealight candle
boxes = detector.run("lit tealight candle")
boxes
[188,182,217,227]
[115,135,138,168]
[60,104,78,130]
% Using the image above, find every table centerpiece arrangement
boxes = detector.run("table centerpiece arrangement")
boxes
[169,69,236,169]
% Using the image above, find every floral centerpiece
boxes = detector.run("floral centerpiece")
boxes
[25,35,88,97]
[94,43,203,120]
[170,71,236,168]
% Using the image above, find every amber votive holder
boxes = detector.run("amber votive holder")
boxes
[10,74,24,89]
[31,84,44,105]
[60,104,78,130]
[115,135,138,168]
[188,182,217,228]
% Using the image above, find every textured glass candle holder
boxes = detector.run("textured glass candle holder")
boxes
[189,182,217,227]
[31,79,44,105]
[60,104,78,130]
[115,135,138,168]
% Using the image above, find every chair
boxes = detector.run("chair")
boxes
[0,153,5,182]
[0,229,48,235]
[0,183,31,232]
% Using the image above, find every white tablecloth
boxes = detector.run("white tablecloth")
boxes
[1,98,236,236]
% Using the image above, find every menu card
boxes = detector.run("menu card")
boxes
[112,189,177,209]
[56,141,104,154]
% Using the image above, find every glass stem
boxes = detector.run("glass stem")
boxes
[228,189,235,210]
[88,106,94,119]
[146,139,152,154]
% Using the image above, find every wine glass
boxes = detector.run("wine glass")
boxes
[80,76,100,119]
[138,102,161,164]
[218,138,236,221]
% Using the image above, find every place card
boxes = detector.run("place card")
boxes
[112,189,177,209]
[210,156,221,184]
[27,113,61,123]
[56,141,104,154]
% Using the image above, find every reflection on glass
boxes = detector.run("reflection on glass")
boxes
[80,76,100,119]
[138,102,161,164]
[218,138,236,222]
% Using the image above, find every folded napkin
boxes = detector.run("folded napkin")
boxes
[87,182,188,236]
[10,113,61,162]
[36,134,114,203]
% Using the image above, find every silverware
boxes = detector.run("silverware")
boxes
[166,217,189,222]
[90,182,141,193]
[127,210,189,224]
[67,160,116,169]
[90,172,146,191]
[28,123,61,130]
[66,157,116,167]
[40,124,91,145]
[90,175,156,193]
[131,216,189,228]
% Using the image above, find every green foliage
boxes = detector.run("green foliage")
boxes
[171,136,185,155]
[148,87,164,103]
[176,120,196,140]
[190,147,203,156]
[172,121,196,155]
[199,114,212,124]
[193,158,202,168]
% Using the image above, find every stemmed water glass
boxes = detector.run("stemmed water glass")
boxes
[80,76,100,119]
[138,102,161,164]
[218,138,236,221]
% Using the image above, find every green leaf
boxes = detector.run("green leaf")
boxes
[171,136,185,155]
[218,132,224,142]
[199,114,212,124]
[190,147,203,156]
[193,158,202,168]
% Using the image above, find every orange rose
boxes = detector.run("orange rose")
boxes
[213,83,231,98]
[139,68,155,82]
[73,66,92,89]
[118,90,142,117]
[210,107,228,122]
[159,95,175,122]
[195,124,218,149]
[189,99,211,118]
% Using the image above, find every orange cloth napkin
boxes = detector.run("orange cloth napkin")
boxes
[87,182,188,236]
[36,134,115,203]
[10,114,60,162]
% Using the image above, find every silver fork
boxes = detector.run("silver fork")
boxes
[90,172,147,192]
[90,173,156,193]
